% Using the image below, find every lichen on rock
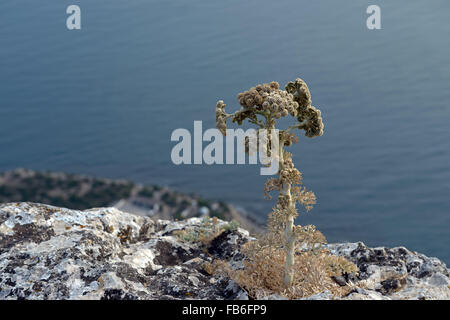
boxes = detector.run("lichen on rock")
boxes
[0,203,246,300]
[0,203,449,300]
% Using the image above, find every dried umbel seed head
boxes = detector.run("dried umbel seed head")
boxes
[261,90,299,119]
[216,100,226,114]
[216,100,227,135]
[269,81,280,90]
[297,106,324,138]
[237,82,280,109]
[285,78,312,111]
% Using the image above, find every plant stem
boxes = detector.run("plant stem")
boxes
[284,209,295,286]
[278,143,295,287]
[266,121,295,286]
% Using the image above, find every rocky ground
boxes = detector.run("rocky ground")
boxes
[0,203,449,300]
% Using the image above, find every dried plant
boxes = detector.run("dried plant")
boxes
[173,217,239,245]
[211,244,357,299]
[214,78,356,297]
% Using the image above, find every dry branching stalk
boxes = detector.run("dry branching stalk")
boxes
[214,78,357,298]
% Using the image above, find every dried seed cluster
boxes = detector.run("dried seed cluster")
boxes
[215,100,227,135]
[237,82,280,109]
[216,78,324,139]
[261,90,299,118]
[285,77,311,110]
[279,151,302,186]
[297,106,324,138]
[285,78,324,138]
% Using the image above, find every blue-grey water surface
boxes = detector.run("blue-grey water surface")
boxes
[0,1,449,263]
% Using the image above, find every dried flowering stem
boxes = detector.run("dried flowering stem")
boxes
[215,78,324,287]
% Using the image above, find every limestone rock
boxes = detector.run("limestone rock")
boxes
[327,242,450,300]
[0,203,247,300]
[1,203,449,300]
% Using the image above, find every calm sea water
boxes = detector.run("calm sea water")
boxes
[1,1,449,263]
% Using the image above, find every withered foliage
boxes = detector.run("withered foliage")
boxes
[209,219,358,299]
[213,245,358,299]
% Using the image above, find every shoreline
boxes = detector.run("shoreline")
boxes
[0,168,264,234]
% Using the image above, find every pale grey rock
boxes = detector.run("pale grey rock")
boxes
[342,288,390,300]
[428,273,449,287]
[1,203,449,300]
[0,203,249,300]
[326,242,450,300]
[236,291,249,300]
[224,280,248,300]
[299,290,334,300]
[261,293,288,300]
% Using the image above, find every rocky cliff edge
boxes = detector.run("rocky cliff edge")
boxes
[0,203,448,300]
